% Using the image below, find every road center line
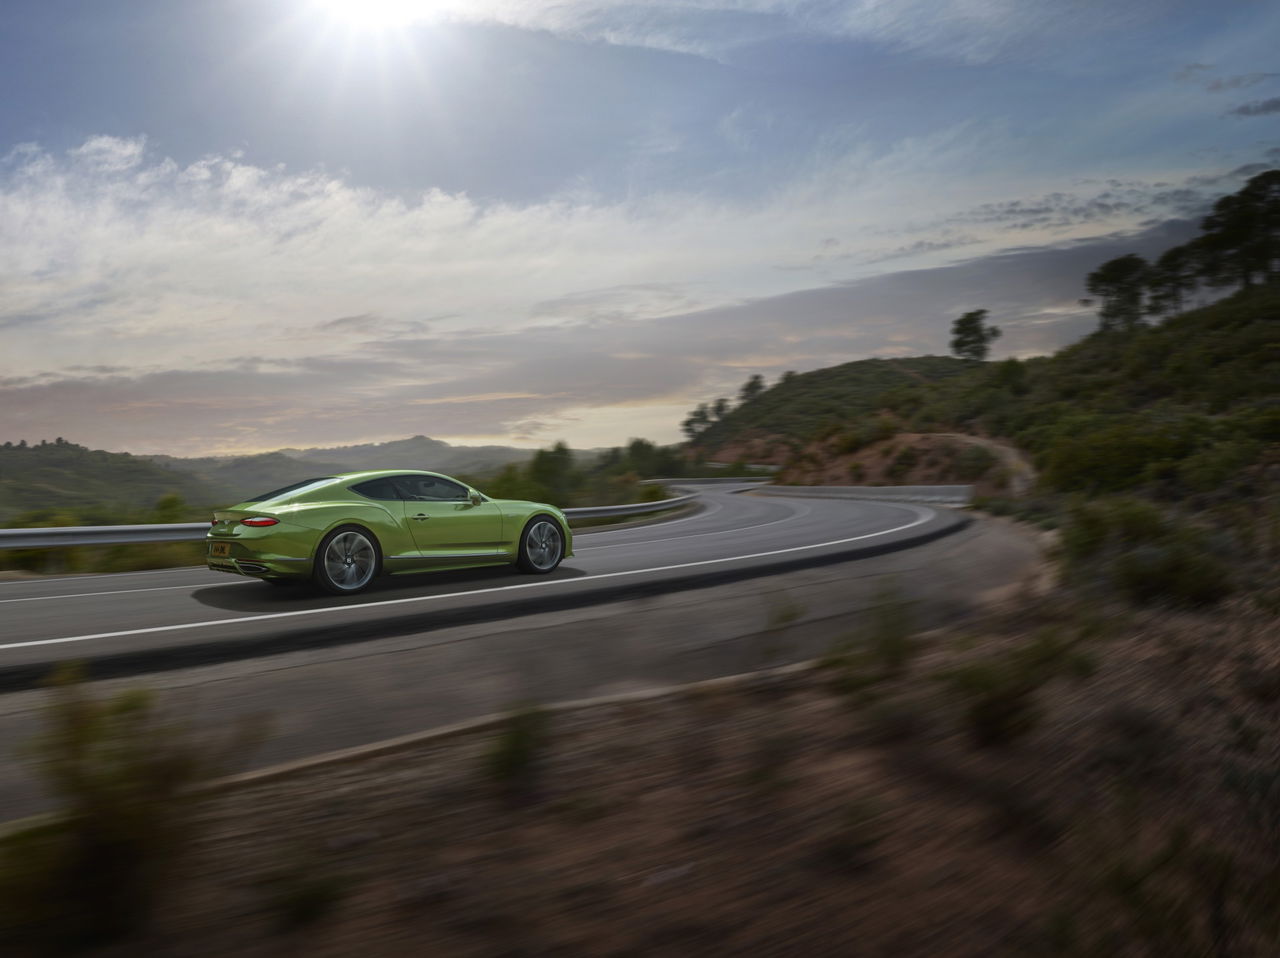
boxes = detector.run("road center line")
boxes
[0,506,934,652]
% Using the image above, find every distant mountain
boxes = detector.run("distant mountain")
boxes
[281,435,533,475]
[0,435,539,522]
[0,440,216,522]
[147,435,535,505]
[145,451,353,505]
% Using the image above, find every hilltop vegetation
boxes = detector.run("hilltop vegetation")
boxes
[149,435,534,504]
[687,356,969,454]
[874,283,1280,500]
[0,440,214,524]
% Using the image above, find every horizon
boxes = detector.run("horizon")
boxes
[3,0,1278,455]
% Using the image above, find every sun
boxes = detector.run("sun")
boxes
[313,0,432,32]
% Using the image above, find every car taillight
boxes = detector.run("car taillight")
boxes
[241,517,279,527]
[210,519,218,526]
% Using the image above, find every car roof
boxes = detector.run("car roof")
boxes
[332,469,456,482]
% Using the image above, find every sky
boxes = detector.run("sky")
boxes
[1,0,1278,456]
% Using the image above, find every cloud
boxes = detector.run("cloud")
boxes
[0,135,1269,453]
[1229,97,1280,117]
[406,0,1190,64]
[1207,72,1280,93]
[1176,64,1280,93]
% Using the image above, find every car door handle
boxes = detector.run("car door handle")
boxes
[412,514,431,521]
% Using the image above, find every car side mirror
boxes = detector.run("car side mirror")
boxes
[469,491,483,505]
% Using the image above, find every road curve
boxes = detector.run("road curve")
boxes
[0,485,967,688]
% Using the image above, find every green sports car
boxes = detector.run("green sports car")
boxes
[207,470,572,594]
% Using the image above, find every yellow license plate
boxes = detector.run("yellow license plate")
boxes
[209,542,231,558]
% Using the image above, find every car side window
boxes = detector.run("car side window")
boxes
[394,475,470,502]
[351,477,402,501]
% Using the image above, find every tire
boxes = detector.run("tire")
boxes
[515,516,564,574]
[313,525,381,595]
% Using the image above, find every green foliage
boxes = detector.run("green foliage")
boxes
[0,665,263,950]
[865,583,917,676]
[481,438,762,510]
[1086,254,1150,331]
[885,445,920,482]
[832,415,898,456]
[949,308,1001,362]
[0,495,210,575]
[953,444,997,481]
[692,356,969,451]
[738,373,767,404]
[0,438,216,523]
[485,706,550,805]
[1060,498,1234,606]
[261,854,351,931]
[806,799,886,875]
[818,583,917,702]
[940,629,1095,747]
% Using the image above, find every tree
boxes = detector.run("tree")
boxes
[680,403,711,441]
[528,441,575,505]
[1196,169,1280,288]
[738,374,766,404]
[1145,245,1197,318]
[711,397,730,420]
[1086,255,1149,332]
[949,309,1001,362]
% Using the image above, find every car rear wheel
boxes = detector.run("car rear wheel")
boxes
[313,526,380,594]
[516,516,564,574]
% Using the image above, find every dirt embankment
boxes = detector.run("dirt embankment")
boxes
[775,431,1036,497]
[15,598,1280,957]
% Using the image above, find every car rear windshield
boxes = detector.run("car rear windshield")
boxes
[242,477,336,502]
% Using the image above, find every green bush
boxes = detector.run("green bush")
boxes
[485,706,550,805]
[1112,540,1234,606]
[865,583,916,676]
[0,665,263,950]
[953,445,998,481]
[885,446,919,482]
[940,629,1095,747]
[1059,498,1234,607]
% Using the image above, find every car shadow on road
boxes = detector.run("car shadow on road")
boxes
[190,563,589,613]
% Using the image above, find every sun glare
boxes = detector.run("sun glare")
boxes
[314,0,432,32]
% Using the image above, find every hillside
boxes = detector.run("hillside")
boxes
[0,440,215,523]
[693,356,969,457]
[148,435,534,504]
[282,435,533,475]
[698,284,1280,502]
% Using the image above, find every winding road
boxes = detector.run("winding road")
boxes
[0,484,964,685]
[0,485,1038,819]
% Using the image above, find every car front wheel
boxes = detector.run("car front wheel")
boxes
[516,517,564,574]
[313,526,380,594]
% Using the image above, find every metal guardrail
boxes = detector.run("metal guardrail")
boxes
[561,495,697,519]
[0,480,968,550]
[0,496,701,550]
[641,476,773,486]
[749,484,973,506]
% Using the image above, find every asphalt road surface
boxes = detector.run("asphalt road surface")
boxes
[0,485,966,684]
[0,485,1043,820]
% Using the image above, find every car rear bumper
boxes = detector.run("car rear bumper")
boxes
[208,556,310,577]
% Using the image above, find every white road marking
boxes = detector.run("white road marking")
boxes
[0,565,211,587]
[0,495,737,602]
[0,506,934,652]
[0,582,256,604]
[577,501,811,551]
